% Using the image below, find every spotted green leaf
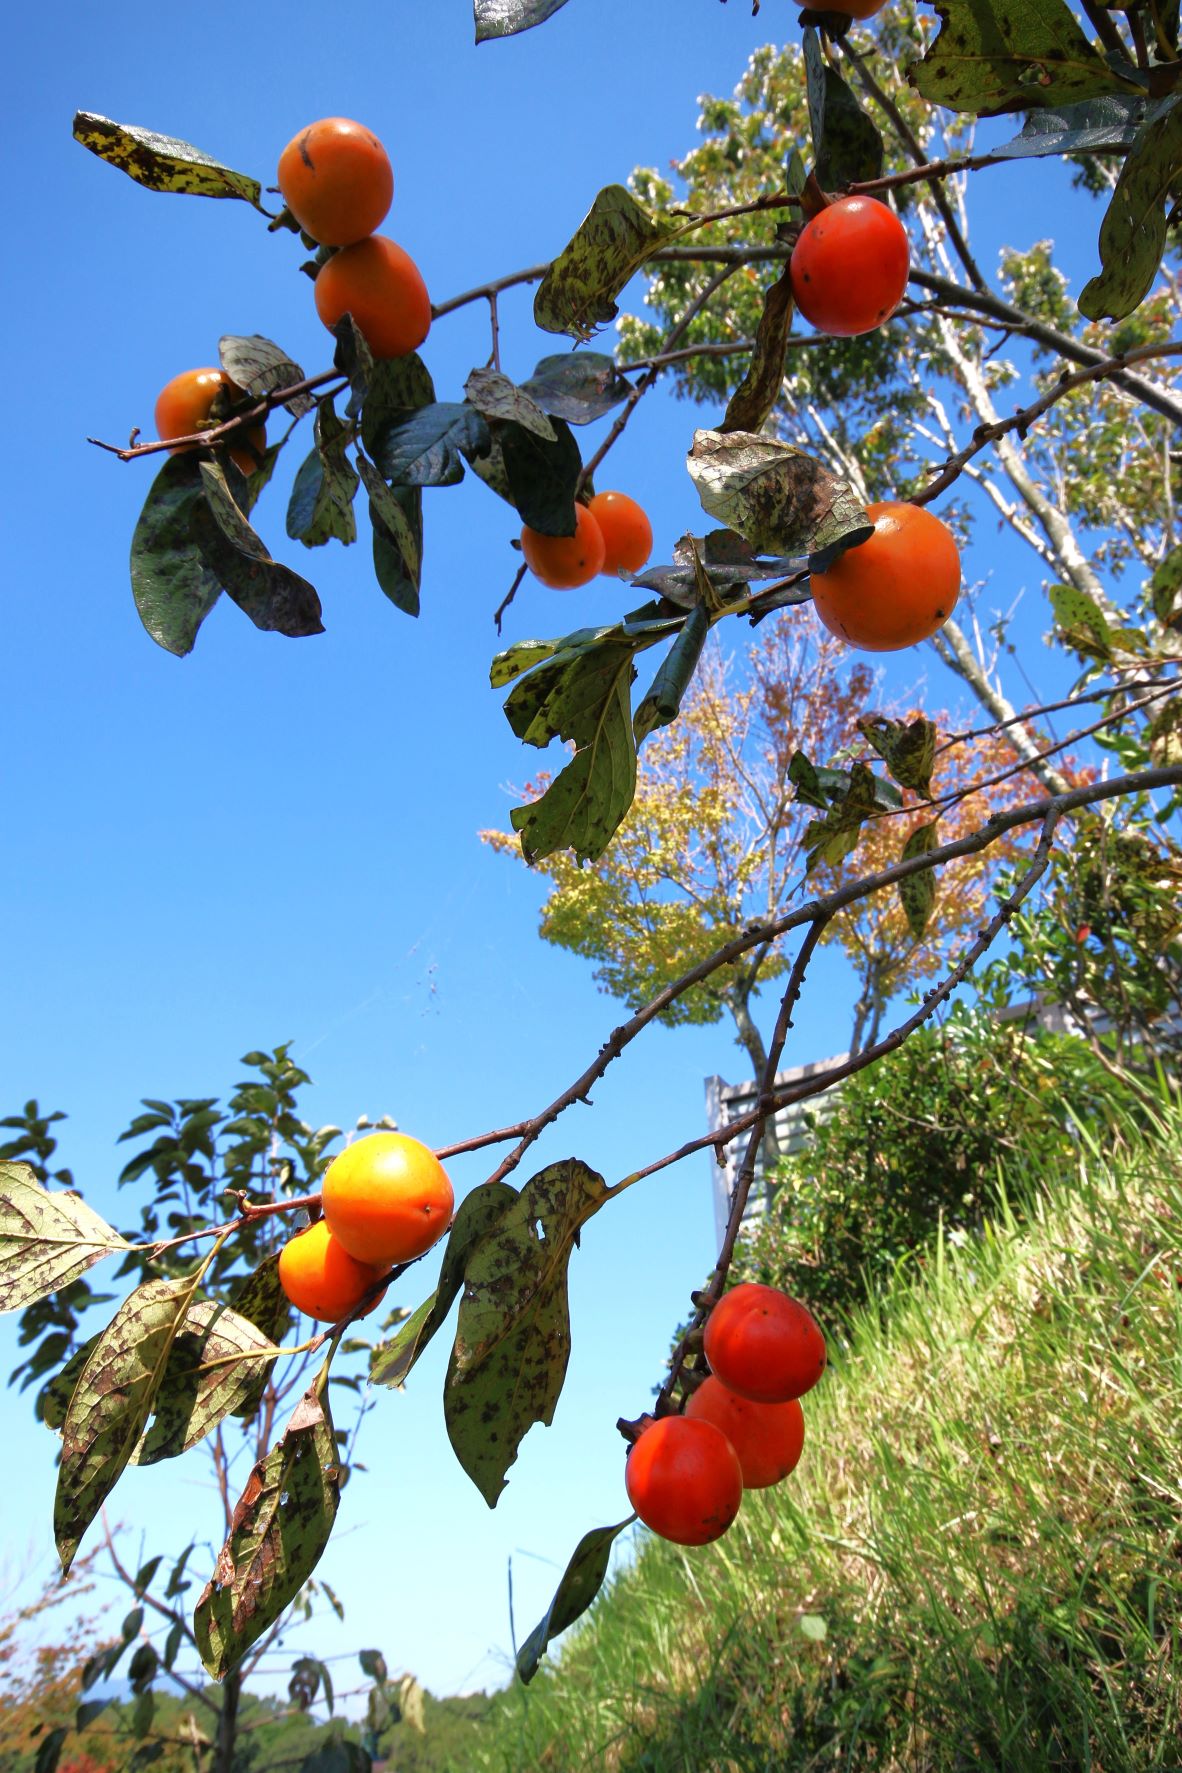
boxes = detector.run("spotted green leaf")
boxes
[134,1302,276,1465]
[0,1164,128,1314]
[899,822,940,940]
[73,112,263,205]
[534,185,693,343]
[517,1515,635,1682]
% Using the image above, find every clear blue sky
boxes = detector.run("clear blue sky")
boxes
[2,0,1107,1703]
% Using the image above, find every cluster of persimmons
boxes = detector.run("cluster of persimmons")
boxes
[150,87,958,659]
[275,1130,825,1548]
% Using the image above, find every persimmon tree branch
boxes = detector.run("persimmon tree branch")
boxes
[88,371,347,461]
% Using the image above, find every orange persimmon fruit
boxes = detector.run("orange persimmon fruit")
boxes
[277,1218,387,1323]
[278,117,393,248]
[790,195,909,337]
[314,236,431,360]
[625,1415,744,1546]
[685,1375,805,1489]
[586,491,653,577]
[321,1131,453,1267]
[154,368,266,477]
[520,504,606,589]
[704,1282,827,1404]
[809,500,961,651]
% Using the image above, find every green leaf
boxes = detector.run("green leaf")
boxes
[500,417,583,536]
[130,456,225,656]
[803,762,892,871]
[133,1302,276,1465]
[1150,542,1182,629]
[857,714,938,799]
[368,482,424,618]
[219,335,313,418]
[506,641,639,864]
[634,605,710,744]
[1049,580,1113,658]
[359,355,436,460]
[1079,97,1182,321]
[803,27,884,188]
[333,316,375,419]
[788,749,860,811]
[445,1160,610,1505]
[992,94,1149,160]
[0,1164,128,1313]
[688,429,871,564]
[521,353,633,425]
[534,184,692,343]
[474,0,571,39]
[285,398,359,548]
[34,1728,67,1773]
[55,1276,199,1571]
[194,1387,341,1680]
[907,0,1140,118]
[72,112,262,204]
[517,1516,635,1683]
[899,822,940,940]
[357,456,420,584]
[798,1614,828,1643]
[196,462,325,637]
[721,265,796,438]
[359,1648,388,1683]
[43,1334,102,1432]
[373,402,489,488]
[369,1182,517,1389]
[465,367,555,440]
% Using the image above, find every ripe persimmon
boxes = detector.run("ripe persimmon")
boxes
[277,1218,387,1323]
[790,195,909,337]
[625,1415,743,1546]
[704,1283,826,1404]
[154,368,266,477]
[830,0,888,16]
[587,491,653,577]
[278,117,393,248]
[314,236,431,360]
[685,1376,805,1490]
[321,1131,453,1267]
[810,500,961,651]
[520,504,606,589]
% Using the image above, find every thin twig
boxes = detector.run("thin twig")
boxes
[88,372,346,462]
[494,563,528,633]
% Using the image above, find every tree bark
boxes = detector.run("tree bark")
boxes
[725,979,782,1209]
[212,1668,241,1773]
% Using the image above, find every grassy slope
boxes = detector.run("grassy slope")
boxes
[473,1119,1182,1772]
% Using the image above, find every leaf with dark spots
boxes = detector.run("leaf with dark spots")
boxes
[992,94,1148,159]
[803,27,884,188]
[500,417,583,536]
[359,355,436,460]
[54,1276,200,1571]
[1049,580,1114,658]
[130,457,225,655]
[788,748,860,811]
[0,1163,128,1314]
[1150,542,1182,630]
[372,403,489,488]
[857,714,938,799]
[907,0,1141,119]
[370,1183,518,1389]
[504,636,648,864]
[802,762,897,872]
[194,1387,341,1680]
[474,0,571,38]
[464,427,515,506]
[517,1516,635,1682]
[357,456,419,582]
[633,530,809,608]
[73,112,263,205]
[219,336,313,418]
[133,1303,276,1465]
[196,463,324,637]
[521,353,633,425]
[445,1160,611,1505]
[721,266,796,438]
[285,399,359,549]
[369,481,424,618]
[689,429,871,563]
[900,822,940,939]
[465,367,555,441]
[42,1334,103,1432]
[1079,96,1182,321]
[332,314,375,420]
[534,185,693,342]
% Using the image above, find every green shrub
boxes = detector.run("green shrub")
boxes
[731,1012,1138,1323]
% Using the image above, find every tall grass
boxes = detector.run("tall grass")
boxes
[474,1113,1182,1771]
